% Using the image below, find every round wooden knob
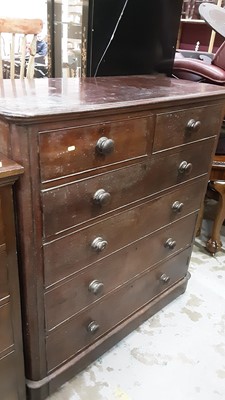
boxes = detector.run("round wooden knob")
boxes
[91,237,108,252]
[88,280,104,295]
[87,321,100,334]
[160,273,171,284]
[96,137,114,155]
[178,161,192,175]
[93,189,111,206]
[164,238,176,250]
[172,201,184,212]
[186,119,201,133]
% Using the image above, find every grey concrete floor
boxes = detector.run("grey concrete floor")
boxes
[48,220,225,400]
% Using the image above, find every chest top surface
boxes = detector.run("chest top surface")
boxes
[0,75,225,122]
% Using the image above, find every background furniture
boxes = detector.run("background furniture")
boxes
[205,155,225,253]
[0,76,224,399]
[177,0,224,53]
[0,17,43,79]
[173,2,225,253]
[0,154,25,399]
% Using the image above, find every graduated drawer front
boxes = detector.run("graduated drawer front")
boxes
[153,104,223,152]
[0,303,14,353]
[0,246,9,300]
[46,248,190,371]
[44,212,196,331]
[44,179,205,287]
[39,115,152,182]
[42,138,214,237]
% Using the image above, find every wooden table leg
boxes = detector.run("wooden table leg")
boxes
[206,181,225,254]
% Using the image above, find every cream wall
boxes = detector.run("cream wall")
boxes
[2,1,47,26]
[1,2,48,57]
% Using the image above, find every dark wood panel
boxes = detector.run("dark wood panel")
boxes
[39,115,153,181]
[0,153,24,182]
[0,351,21,400]
[0,166,25,400]
[42,139,214,237]
[0,303,14,353]
[0,247,9,300]
[45,213,196,331]
[0,198,4,245]
[153,104,223,152]
[44,178,205,287]
[46,248,190,371]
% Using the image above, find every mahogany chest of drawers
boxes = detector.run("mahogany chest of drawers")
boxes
[0,155,25,399]
[0,75,224,399]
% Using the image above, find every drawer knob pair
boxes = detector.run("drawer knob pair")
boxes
[172,201,184,213]
[160,273,171,284]
[93,189,111,206]
[87,321,100,334]
[178,161,192,175]
[165,238,176,250]
[186,119,201,133]
[91,237,108,252]
[96,136,115,155]
[88,279,104,295]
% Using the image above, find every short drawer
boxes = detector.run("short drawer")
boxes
[0,303,14,354]
[0,246,9,300]
[44,212,196,331]
[153,104,223,152]
[39,115,152,182]
[42,138,214,237]
[44,179,205,286]
[46,248,190,371]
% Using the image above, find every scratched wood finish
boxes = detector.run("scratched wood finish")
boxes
[46,248,190,372]
[0,75,225,120]
[45,213,196,331]
[153,104,223,152]
[42,138,214,238]
[44,177,205,287]
[0,76,224,399]
[39,115,153,181]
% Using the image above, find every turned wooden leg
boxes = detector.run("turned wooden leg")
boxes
[206,181,225,254]
[195,199,205,237]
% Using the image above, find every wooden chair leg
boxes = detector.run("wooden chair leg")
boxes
[206,181,225,254]
[195,199,205,237]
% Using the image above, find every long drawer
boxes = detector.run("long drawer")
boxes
[42,138,214,237]
[44,212,196,331]
[153,104,222,152]
[46,248,190,371]
[43,179,204,287]
[39,115,152,182]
